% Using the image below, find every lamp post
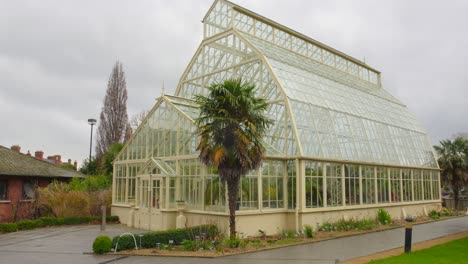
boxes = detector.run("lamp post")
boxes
[88,118,97,162]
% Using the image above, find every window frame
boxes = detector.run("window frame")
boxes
[22,180,37,200]
[0,180,8,200]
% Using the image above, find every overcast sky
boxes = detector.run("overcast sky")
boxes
[1,0,467,166]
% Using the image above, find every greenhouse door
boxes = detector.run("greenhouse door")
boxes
[138,176,162,230]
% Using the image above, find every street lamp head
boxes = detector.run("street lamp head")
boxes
[88,118,97,125]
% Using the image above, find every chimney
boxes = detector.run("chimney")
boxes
[26,150,31,157]
[35,151,44,160]
[55,155,62,165]
[11,145,21,153]
[73,160,78,171]
[47,156,55,163]
[68,159,71,164]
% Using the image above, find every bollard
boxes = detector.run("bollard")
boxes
[101,205,106,231]
[404,217,413,253]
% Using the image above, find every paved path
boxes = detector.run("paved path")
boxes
[0,224,146,264]
[0,217,467,264]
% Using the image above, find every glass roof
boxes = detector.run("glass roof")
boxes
[118,0,437,169]
[204,0,380,85]
[239,33,435,167]
[138,157,176,176]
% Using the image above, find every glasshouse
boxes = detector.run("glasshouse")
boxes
[111,0,441,235]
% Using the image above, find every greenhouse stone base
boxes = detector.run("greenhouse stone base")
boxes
[112,202,441,235]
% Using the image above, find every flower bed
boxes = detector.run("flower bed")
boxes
[109,209,464,257]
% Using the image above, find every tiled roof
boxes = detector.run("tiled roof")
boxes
[0,146,85,178]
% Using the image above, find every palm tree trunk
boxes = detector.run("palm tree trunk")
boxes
[227,176,240,240]
[452,169,459,210]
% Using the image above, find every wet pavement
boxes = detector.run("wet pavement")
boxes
[0,217,467,264]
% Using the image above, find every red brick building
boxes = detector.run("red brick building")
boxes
[0,145,85,222]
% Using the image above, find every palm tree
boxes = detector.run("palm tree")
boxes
[195,78,271,239]
[434,137,468,209]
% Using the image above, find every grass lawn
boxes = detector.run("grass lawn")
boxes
[368,237,468,264]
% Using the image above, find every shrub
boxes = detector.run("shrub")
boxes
[183,239,195,251]
[69,175,111,192]
[223,237,240,248]
[0,223,17,233]
[88,190,112,216]
[36,182,91,217]
[112,225,218,251]
[376,208,392,225]
[93,236,112,254]
[429,210,441,220]
[304,225,313,238]
[17,219,44,230]
[106,216,119,222]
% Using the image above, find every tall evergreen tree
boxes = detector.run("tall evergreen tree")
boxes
[96,61,129,158]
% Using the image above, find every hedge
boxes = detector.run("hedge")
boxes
[112,225,218,251]
[0,223,18,233]
[106,215,119,222]
[17,219,45,230]
[39,217,65,226]
[0,216,119,233]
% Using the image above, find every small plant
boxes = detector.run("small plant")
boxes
[429,210,441,220]
[183,239,195,251]
[225,238,241,248]
[376,208,392,225]
[440,207,457,217]
[319,218,376,232]
[251,238,261,244]
[258,229,266,239]
[266,239,276,244]
[204,240,213,250]
[239,238,249,249]
[215,241,223,252]
[304,225,313,238]
[280,229,298,238]
[93,236,112,254]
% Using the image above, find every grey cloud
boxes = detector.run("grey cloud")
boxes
[0,0,467,164]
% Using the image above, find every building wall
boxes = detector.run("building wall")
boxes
[0,176,66,222]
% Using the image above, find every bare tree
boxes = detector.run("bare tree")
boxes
[129,110,149,132]
[121,110,149,143]
[95,61,129,158]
